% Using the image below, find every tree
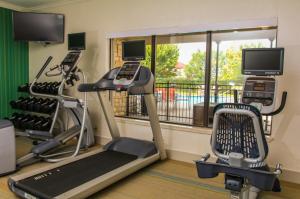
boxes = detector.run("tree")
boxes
[142,44,179,79]
[184,50,206,81]
[218,43,266,85]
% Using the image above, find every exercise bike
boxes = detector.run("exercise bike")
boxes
[195,48,286,199]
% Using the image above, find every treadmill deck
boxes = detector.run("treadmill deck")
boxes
[14,150,138,199]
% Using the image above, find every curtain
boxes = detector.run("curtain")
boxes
[0,7,29,118]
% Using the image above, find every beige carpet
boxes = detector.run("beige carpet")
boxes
[0,138,299,199]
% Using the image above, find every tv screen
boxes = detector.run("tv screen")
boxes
[13,11,64,43]
[122,40,145,61]
[68,32,85,50]
[242,48,284,76]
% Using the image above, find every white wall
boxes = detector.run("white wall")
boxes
[27,0,300,183]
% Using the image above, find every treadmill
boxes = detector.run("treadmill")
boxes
[8,59,167,199]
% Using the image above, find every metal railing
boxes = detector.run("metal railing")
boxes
[112,81,272,133]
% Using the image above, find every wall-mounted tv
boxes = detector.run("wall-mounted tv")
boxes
[242,48,284,76]
[13,11,65,43]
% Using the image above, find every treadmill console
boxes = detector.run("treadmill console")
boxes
[113,62,141,88]
[242,77,276,114]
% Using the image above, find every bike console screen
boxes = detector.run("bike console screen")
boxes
[113,62,141,88]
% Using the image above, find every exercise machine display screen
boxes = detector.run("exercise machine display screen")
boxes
[61,51,81,77]
[242,48,284,76]
[113,62,141,86]
[68,32,85,50]
[122,40,145,61]
[242,77,275,106]
[253,83,265,91]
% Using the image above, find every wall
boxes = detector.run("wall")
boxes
[28,0,300,183]
[0,0,23,10]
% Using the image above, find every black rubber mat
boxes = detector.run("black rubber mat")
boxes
[15,150,138,199]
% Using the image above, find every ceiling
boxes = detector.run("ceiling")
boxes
[1,0,64,8]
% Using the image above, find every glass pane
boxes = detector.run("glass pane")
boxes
[210,29,277,133]
[156,34,207,126]
[111,36,152,118]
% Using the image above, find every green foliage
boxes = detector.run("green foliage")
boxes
[184,50,206,81]
[142,44,179,79]
[217,43,266,84]
[142,42,267,85]
[183,42,267,84]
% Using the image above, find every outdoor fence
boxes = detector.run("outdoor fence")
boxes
[112,81,272,133]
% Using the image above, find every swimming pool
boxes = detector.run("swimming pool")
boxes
[175,95,234,103]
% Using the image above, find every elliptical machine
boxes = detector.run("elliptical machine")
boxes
[195,48,286,199]
[8,40,166,199]
[0,51,95,175]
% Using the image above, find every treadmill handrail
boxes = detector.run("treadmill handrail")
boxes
[78,67,153,94]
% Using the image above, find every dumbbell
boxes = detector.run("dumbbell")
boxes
[32,117,51,131]
[7,113,23,127]
[23,115,41,130]
[40,99,58,113]
[41,82,60,94]
[19,114,34,129]
[26,98,41,111]
[31,82,41,93]
[49,82,61,94]
[32,82,48,93]
[18,83,30,92]
[39,118,52,131]
[37,82,51,93]
[38,82,51,93]
[9,113,26,129]
[39,99,52,110]
[10,97,25,109]
[19,97,36,110]
[28,116,45,130]
[31,98,50,112]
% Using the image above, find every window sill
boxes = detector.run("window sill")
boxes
[115,117,274,142]
[115,117,212,135]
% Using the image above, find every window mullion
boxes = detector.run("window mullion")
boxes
[203,31,212,127]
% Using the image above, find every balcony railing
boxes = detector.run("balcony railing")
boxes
[112,81,272,133]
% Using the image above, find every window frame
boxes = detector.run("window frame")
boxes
[109,26,278,134]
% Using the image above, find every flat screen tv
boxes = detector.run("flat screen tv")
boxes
[242,48,284,76]
[122,40,145,61]
[13,11,65,43]
[68,32,85,50]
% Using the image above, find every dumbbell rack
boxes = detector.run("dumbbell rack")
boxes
[7,82,62,139]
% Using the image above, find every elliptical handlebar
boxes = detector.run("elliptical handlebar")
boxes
[45,65,62,77]
[36,56,53,79]
[29,56,78,101]
[263,91,287,116]
[30,56,62,100]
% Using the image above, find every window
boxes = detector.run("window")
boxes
[110,36,152,118]
[210,29,277,134]
[110,27,277,134]
[154,34,207,125]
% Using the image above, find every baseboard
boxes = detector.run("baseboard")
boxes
[279,168,300,184]
[94,136,300,184]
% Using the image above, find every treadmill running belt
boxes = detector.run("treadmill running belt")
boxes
[15,151,138,199]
